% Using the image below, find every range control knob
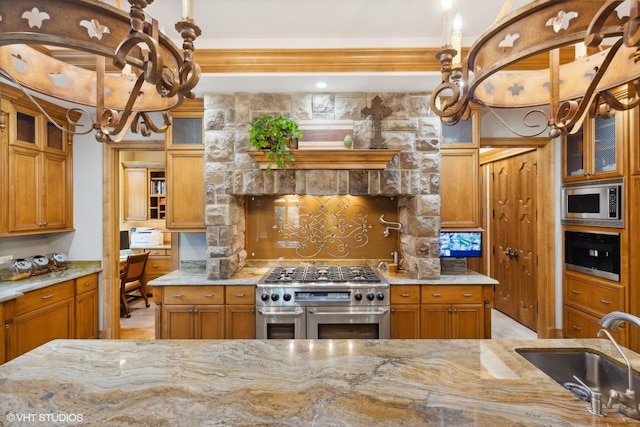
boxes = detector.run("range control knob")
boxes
[354,292,363,301]
[376,292,385,301]
[283,293,292,301]
[366,292,375,301]
[271,293,280,302]
[261,293,270,302]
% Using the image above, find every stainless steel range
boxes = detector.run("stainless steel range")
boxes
[256,266,390,339]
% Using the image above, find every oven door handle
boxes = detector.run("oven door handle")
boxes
[257,307,305,316]
[307,308,389,316]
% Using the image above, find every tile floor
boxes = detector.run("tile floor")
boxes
[120,300,538,340]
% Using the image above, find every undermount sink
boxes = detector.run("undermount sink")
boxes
[516,348,640,401]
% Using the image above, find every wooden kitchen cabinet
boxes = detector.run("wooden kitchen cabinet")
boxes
[2,95,73,235]
[563,113,624,182]
[144,249,171,289]
[420,285,485,339]
[563,270,627,346]
[440,148,480,228]
[123,162,166,222]
[390,285,421,339]
[157,286,225,339]
[225,286,256,339]
[165,101,205,231]
[5,280,75,361]
[75,273,99,339]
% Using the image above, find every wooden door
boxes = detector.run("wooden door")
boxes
[195,305,225,339]
[491,151,538,331]
[162,305,195,339]
[41,152,70,230]
[8,146,40,232]
[225,305,256,339]
[76,288,99,339]
[391,305,421,339]
[421,304,450,339]
[451,304,483,338]
[124,167,148,221]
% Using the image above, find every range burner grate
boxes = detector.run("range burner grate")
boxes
[262,266,382,284]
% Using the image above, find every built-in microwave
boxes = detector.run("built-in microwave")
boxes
[561,179,623,228]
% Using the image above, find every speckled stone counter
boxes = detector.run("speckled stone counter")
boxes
[148,267,497,287]
[0,261,102,303]
[1,338,639,426]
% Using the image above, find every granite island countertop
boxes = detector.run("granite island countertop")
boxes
[0,261,102,303]
[148,267,497,287]
[1,338,639,426]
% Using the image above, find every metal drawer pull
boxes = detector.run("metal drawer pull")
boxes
[235,294,246,298]
[600,299,612,305]
[401,293,411,297]
[572,324,581,331]
[41,294,54,300]
[204,294,215,298]
[463,293,473,297]
[571,289,581,295]
[173,294,184,298]
[83,281,93,286]
[431,293,442,297]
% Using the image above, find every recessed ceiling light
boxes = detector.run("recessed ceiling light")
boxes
[316,82,328,89]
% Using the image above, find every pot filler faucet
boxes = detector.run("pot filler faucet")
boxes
[598,311,640,420]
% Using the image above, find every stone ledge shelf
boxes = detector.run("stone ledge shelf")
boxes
[248,149,401,170]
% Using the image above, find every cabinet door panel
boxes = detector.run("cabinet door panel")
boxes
[76,289,99,339]
[225,305,255,339]
[163,305,194,339]
[41,152,70,230]
[166,151,205,230]
[421,304,450,339]
[441,149,479,228]
[452,304,483,339]
[8,300,73,360]
[124,168,148,221]
[8,146,39,231]
[391,304,420,339]
[195,306,225,339]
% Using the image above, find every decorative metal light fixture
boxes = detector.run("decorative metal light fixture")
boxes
[430,0,640,137]
[0,0,201,142]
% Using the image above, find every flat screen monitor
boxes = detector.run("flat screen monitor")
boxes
[119,230,130,251]
[439,231,482,258]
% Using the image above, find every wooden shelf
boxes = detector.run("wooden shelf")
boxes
[248,149,400,170]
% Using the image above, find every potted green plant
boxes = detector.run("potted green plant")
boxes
[248,113,302,170]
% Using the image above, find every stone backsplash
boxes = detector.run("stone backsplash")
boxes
[204,92,441,279]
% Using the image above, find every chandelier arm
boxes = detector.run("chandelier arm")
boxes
[554,37,624,132]
[0,67,93,135]
[98,72,146,138]
[114,32,163,87]
[135,111,174,135]
[484,106,551,138]
[585,0,624,47]
[600,89,640,111]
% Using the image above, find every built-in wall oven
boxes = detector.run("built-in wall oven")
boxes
[561,179,624,228]
[256,266,390,339]
[565,230,621,282]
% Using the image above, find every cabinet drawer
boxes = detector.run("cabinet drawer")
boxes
[163,286,224,305]
[421,285,482,303]
[564,274,624,316]
[564,305,625,344]
[391,285,421,304]
[10,281,74,316]
[75,273,98,294]
[225,285,256,304]
[146,257,171,274]
[146,249,169,256]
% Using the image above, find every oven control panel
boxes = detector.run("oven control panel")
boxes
[256,286,389,307]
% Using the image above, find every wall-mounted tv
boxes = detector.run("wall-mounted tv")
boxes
[439,231,482,258]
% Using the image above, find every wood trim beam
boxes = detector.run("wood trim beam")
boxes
[49,47,577,74]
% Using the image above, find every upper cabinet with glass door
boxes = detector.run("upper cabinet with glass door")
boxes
[563,113,624,182]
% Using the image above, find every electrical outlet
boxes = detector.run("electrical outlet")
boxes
[0,255,14,264]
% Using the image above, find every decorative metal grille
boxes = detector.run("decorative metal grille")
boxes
[594,115,616,173]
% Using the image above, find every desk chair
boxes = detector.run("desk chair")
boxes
[120,251,150,318]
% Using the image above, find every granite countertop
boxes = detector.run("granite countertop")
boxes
[1,338,638,425]
[0,261,102,303]
[148,267,497,287]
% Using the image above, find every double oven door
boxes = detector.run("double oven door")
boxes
[256,304,390,339]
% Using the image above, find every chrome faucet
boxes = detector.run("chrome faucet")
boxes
[598,311,640,420]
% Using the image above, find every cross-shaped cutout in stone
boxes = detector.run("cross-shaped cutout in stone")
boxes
[361,95,393,149]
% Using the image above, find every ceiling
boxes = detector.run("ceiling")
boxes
[139,0,533,95]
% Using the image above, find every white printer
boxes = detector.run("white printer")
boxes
[130,227,163,246]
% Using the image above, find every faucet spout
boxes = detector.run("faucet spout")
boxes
[599,311,640,331]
